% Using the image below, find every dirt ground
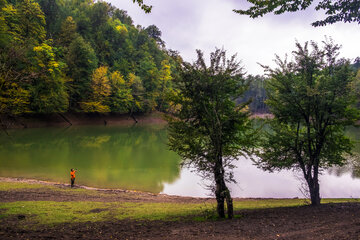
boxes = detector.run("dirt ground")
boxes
[1,178,360,240]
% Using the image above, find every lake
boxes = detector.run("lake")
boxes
[1,124,360,198]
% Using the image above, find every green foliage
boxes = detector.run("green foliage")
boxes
[0,79,31,115]
[16,0,46,44]
[240,75,268,113]
[167,48,256,218]
[66,35,98,108]
[1,0,175,114]
[235,0,360,27]
[58,16,78,48]
[259,39,359,205]
[132,0,152,13]
[168,49,254,178]
[80,66,110,113]
[128,73,145,112]
[108,71,133,113]
[30,41,68,113]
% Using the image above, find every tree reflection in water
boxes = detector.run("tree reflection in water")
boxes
[0,125,181,193]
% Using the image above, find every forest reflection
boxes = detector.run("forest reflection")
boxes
[0,124,359,195]
[0,125,181,193]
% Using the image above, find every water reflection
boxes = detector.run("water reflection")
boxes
[0,125,181,193]
[163,157,360,198]
[0,124,359,197]
[163,126,360,198]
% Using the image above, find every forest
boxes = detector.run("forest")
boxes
[1,0,359,116]
[0,0,182,115]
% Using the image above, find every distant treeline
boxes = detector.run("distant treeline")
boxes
[240,59,360,113]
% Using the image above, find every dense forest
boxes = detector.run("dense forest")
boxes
[1,0,359,116]
[0,0,181,115]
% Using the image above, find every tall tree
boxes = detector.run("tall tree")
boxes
[16,0,46,44]
[157,59,172,111]
[58,16,78,48]
[30,41,68,113]
[108,71,133,113]
[167,49,255,219]
[235,0,360,27]
[80,66,111,113]
[128,73,144,113]
[259,39,359,205]
[66,36,98,109]
[145,25,165,47]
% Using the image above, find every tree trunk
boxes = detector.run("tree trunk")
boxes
[214,159,233,219]
[214,170,225,218]
[225,190,233,219]
[307,175,321,206]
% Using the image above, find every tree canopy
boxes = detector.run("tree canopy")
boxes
[258,39,359,205]
[167,48,256,218]
[0,0,178,115]
[235,0,360,27]
[132,0,152,13]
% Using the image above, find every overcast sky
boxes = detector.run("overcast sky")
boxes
[109,0,360,75]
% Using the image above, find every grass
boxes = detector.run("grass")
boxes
[0,182,48,190]
[2,198,360,228]
[0,181,119,198]
[1,181,360,228]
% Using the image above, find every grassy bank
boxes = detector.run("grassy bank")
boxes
[1,181,360,229]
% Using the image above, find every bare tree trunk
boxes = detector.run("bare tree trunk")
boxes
[225,189,233,219]
[214,169,225,218]
[307,168,321,206]
[214,158,234,219]
[309,183,321,206]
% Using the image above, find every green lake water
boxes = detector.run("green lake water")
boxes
[0,125,181,193]
[0,124,359,197]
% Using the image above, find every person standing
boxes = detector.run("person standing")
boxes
[70,169,76,188]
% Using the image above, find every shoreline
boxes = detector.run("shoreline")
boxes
[0,112,167,130]
[0,176,355,202]
[2,177,360,239]
[0,112,275,130]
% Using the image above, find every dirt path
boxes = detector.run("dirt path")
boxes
[0,177,211,203]
[1,178,360,239]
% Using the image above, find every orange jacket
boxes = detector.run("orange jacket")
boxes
[70,170,76,179]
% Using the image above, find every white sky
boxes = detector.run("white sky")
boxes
[109,0,360,75]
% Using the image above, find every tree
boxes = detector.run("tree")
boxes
[108,71,133,113]
[355,69,360,108]
[132,0,152,13]
[259,39,359,205]
[1,0,46,45]
[80,66,111,113]
[239,75,268,113]
[16,0,46,44]
[145,25,165,47]
[167,49,255,219]
[30,41,68,113]
[235,0,360,27]
[0,69,31,115]
[58,16,78,48]
[157,60,172,111]
[66,36,98,109]
[37,0,62,38]
[128,73,145,113]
